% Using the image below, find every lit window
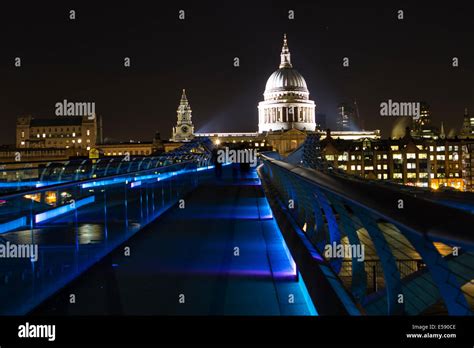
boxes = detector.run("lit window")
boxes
[391,146,399,151]
[338,155,347,161]
[407,153,416,159]
[419,153,427,159]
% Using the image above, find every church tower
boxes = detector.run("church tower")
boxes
[171,89,194,141]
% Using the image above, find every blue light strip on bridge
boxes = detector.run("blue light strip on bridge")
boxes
[81,166,215,189]
[0,216,28,234]
[0,181,63,188]
[130,181,142,188]
[35,195,95,224]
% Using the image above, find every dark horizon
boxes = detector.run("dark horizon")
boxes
[0,2,472,144]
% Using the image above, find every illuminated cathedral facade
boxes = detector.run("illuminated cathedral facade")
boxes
[190,34,379,155]
[258,34,316,133]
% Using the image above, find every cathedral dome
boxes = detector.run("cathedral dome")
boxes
[257,34,316,133]
[264,68,308,95]
[263,34,310,101]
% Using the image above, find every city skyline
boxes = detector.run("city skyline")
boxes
[0,2,472,144]
[0,4,473,343]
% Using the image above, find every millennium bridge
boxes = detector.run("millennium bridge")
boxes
[0,137,472,316]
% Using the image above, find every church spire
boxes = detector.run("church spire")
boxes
[180,89,188,104]
[279,33,292,68]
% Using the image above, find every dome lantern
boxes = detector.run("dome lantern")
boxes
[279,33,292,68]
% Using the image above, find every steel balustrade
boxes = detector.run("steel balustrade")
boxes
[0,138,214,194]
[260,154,474,315]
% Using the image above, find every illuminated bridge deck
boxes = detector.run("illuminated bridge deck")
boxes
[32,170,316,315]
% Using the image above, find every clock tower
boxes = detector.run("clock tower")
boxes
[171,89,195,142]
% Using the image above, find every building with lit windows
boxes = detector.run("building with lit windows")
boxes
[320,128,474,192]
[336,102,360,131]
[410,102,442,139]
[460,108,474,138]
[16,115,101,152]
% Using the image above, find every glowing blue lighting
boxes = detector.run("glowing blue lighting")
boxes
[197,165,215,171]
[130,181,142,188]
[80,166,210,188]
[0,216,27,234]
[35,195,95,223]
[0,181,62,188]
[257,198,273,219]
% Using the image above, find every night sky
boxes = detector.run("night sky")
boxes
[0,2,472,144]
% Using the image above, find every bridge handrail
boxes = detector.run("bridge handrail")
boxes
[0,160,197,201]
[261,154,474,247]
[261,154,474,315]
